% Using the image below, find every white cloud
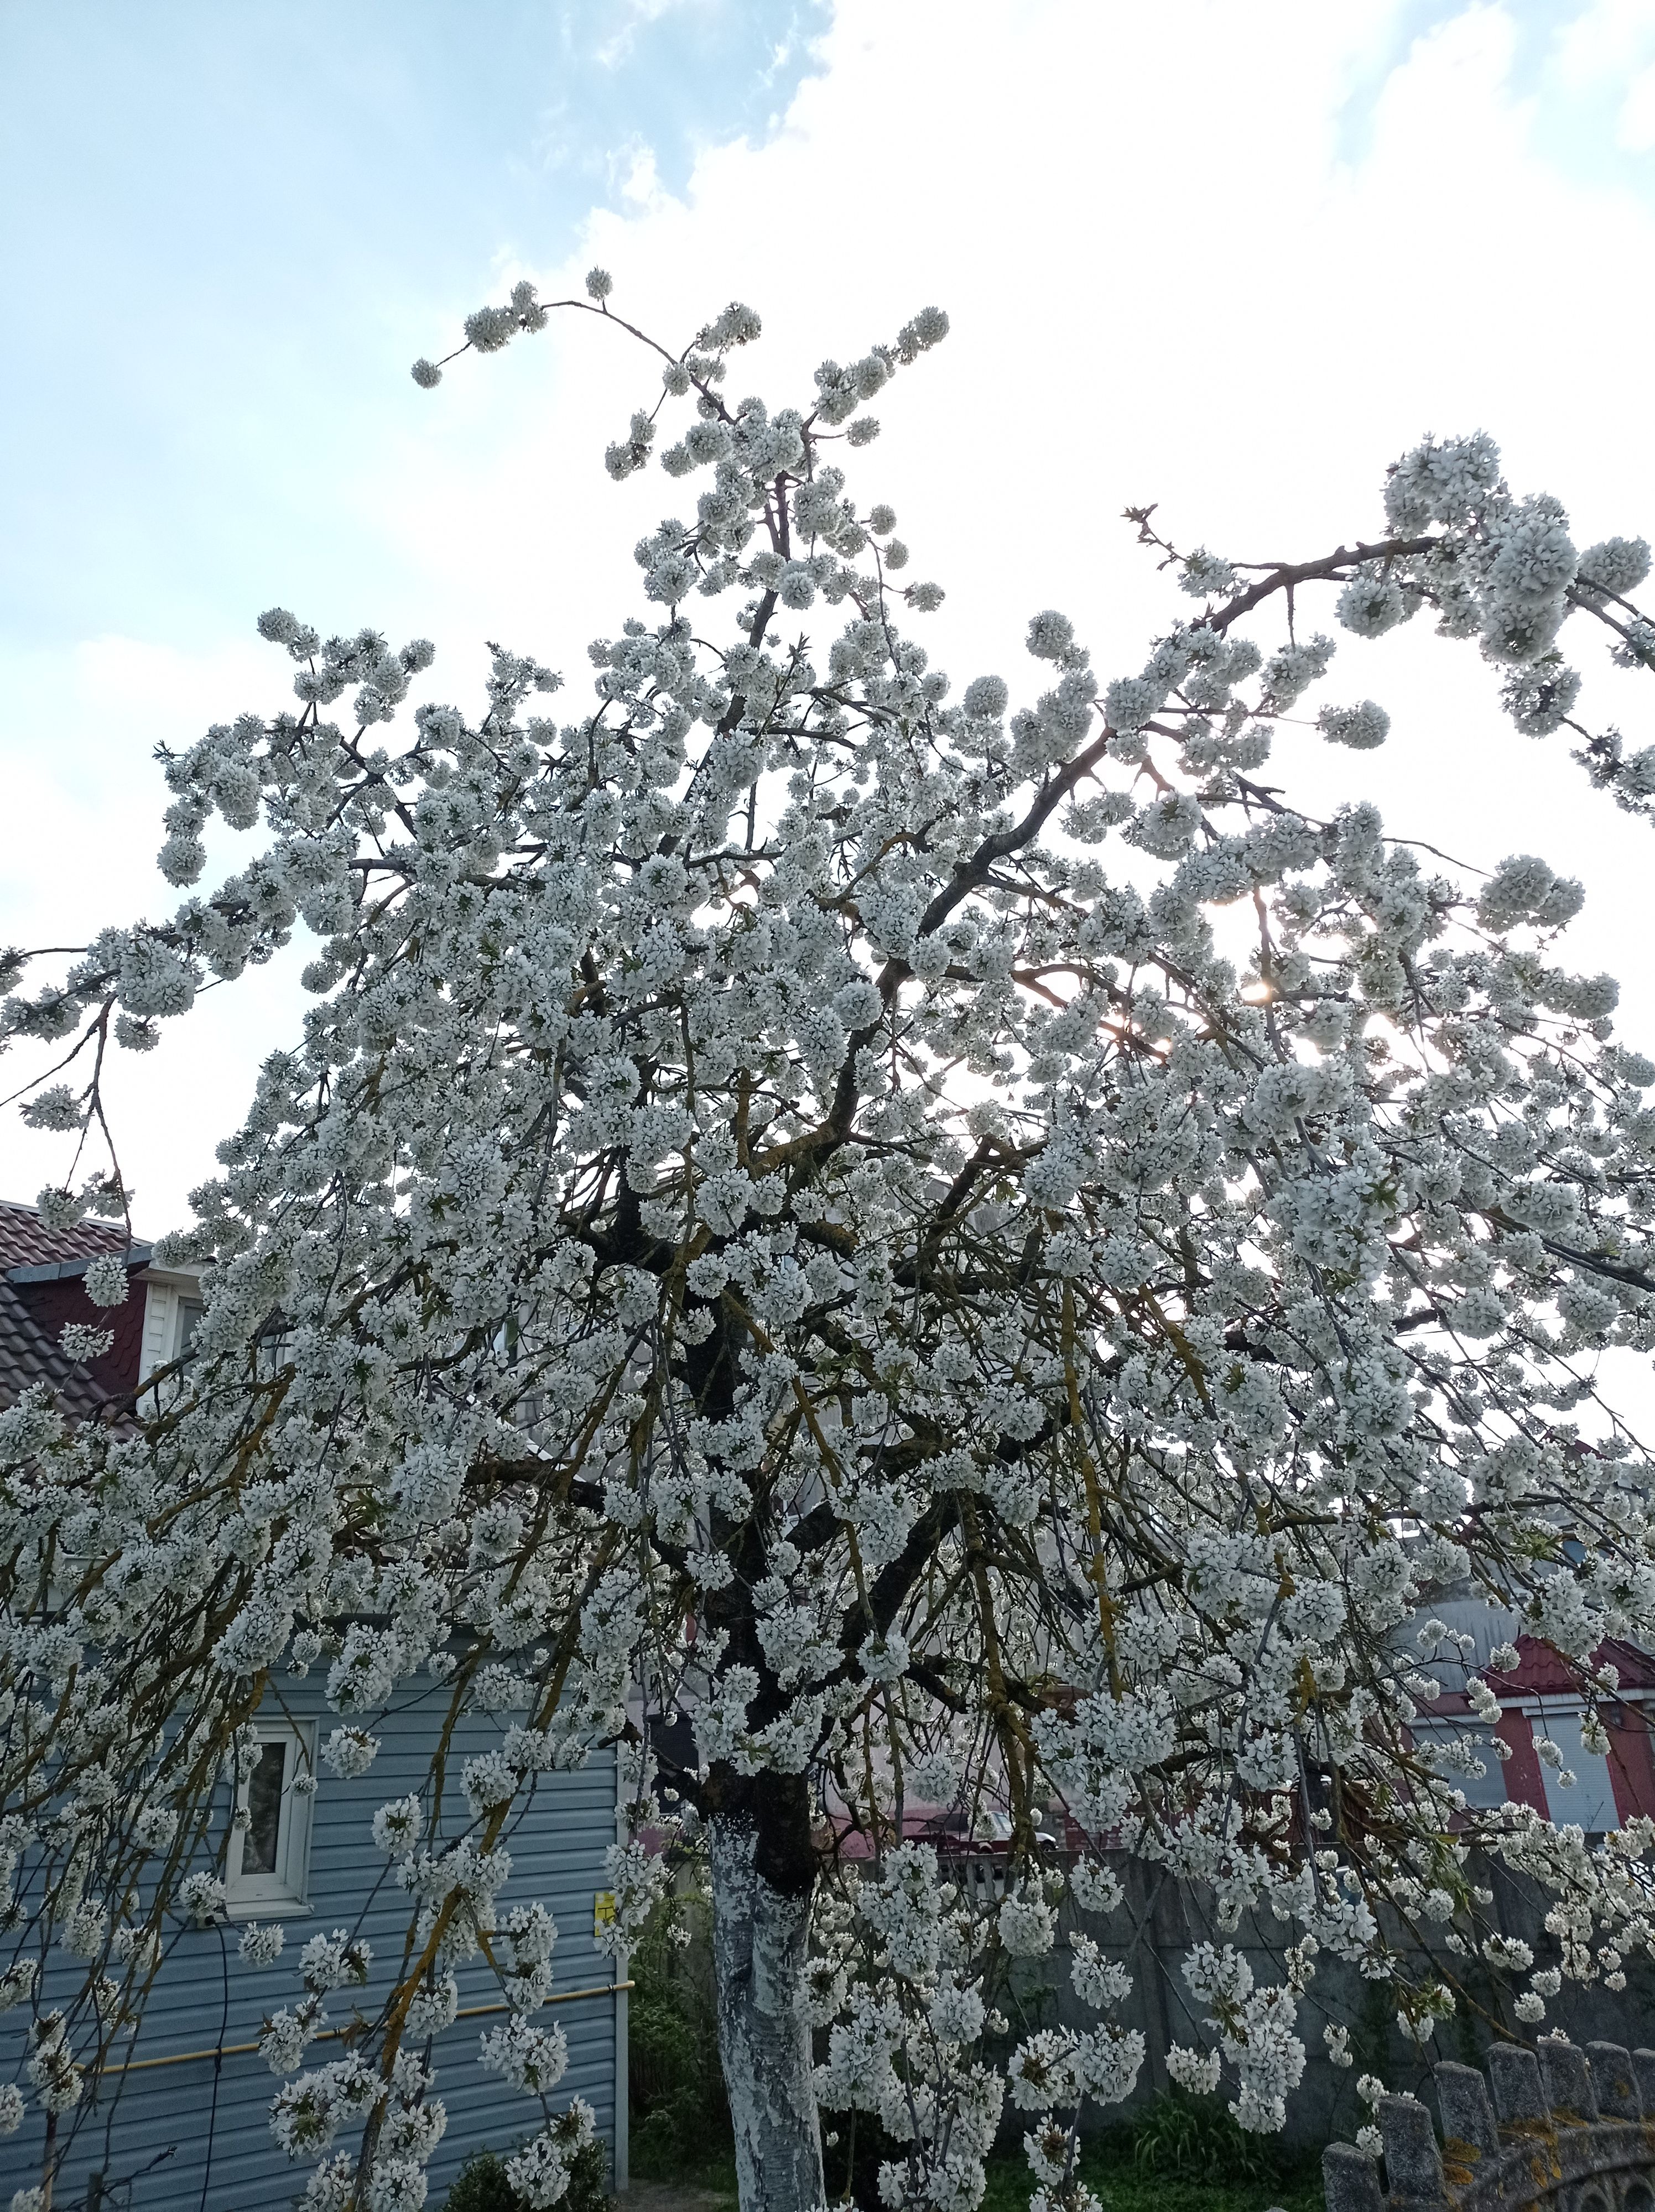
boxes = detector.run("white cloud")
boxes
[0,633,306,1229]
[1620,60,1655,147]
[617,142,667,205]
[1553,0,1655,92]
[9,0,1655,1234]
[594,0,713,72]
[0,636,276,937]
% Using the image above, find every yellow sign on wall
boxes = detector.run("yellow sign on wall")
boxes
[593,1890,617,1939]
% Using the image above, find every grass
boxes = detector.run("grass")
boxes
[976,2130,1323,2212]
[624,2115,1325,2212]
[628,2137,740,2197]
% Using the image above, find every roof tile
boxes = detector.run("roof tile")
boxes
[0,1199,152,1423]
[0,1201,135,1272]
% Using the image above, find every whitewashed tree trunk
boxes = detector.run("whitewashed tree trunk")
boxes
[707,1815,826,2212]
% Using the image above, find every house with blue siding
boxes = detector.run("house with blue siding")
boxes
[0,1200,630,2210]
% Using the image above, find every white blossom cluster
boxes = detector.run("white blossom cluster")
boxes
[6,280,1655,2212]
[810,1844,1013,2208]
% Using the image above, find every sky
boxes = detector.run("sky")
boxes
[4,0,1655,1232]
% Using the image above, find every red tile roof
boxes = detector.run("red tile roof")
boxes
[1487,1633,1655,1697]
[0,1200,152,1420]
[0,1199,133,1272]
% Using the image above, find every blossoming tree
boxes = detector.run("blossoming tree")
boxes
[6,273,1655,2212]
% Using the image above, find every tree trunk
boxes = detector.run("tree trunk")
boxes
[707,1814,826,2212]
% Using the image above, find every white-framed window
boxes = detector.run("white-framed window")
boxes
[225,1719,316,1917]
[136,1271,209,1396]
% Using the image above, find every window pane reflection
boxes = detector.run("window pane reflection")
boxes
[244,1741,286,1874]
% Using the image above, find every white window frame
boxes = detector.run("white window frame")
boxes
[225,1719,316,1918]
[135,1267,208,1397]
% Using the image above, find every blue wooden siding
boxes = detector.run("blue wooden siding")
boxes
[1,1678,623,2210]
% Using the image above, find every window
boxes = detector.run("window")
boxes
[225,1720,315,1917]
[1538,1708,1619,1832]
[136,1276,210,1400]
[176,1298,204,1358]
